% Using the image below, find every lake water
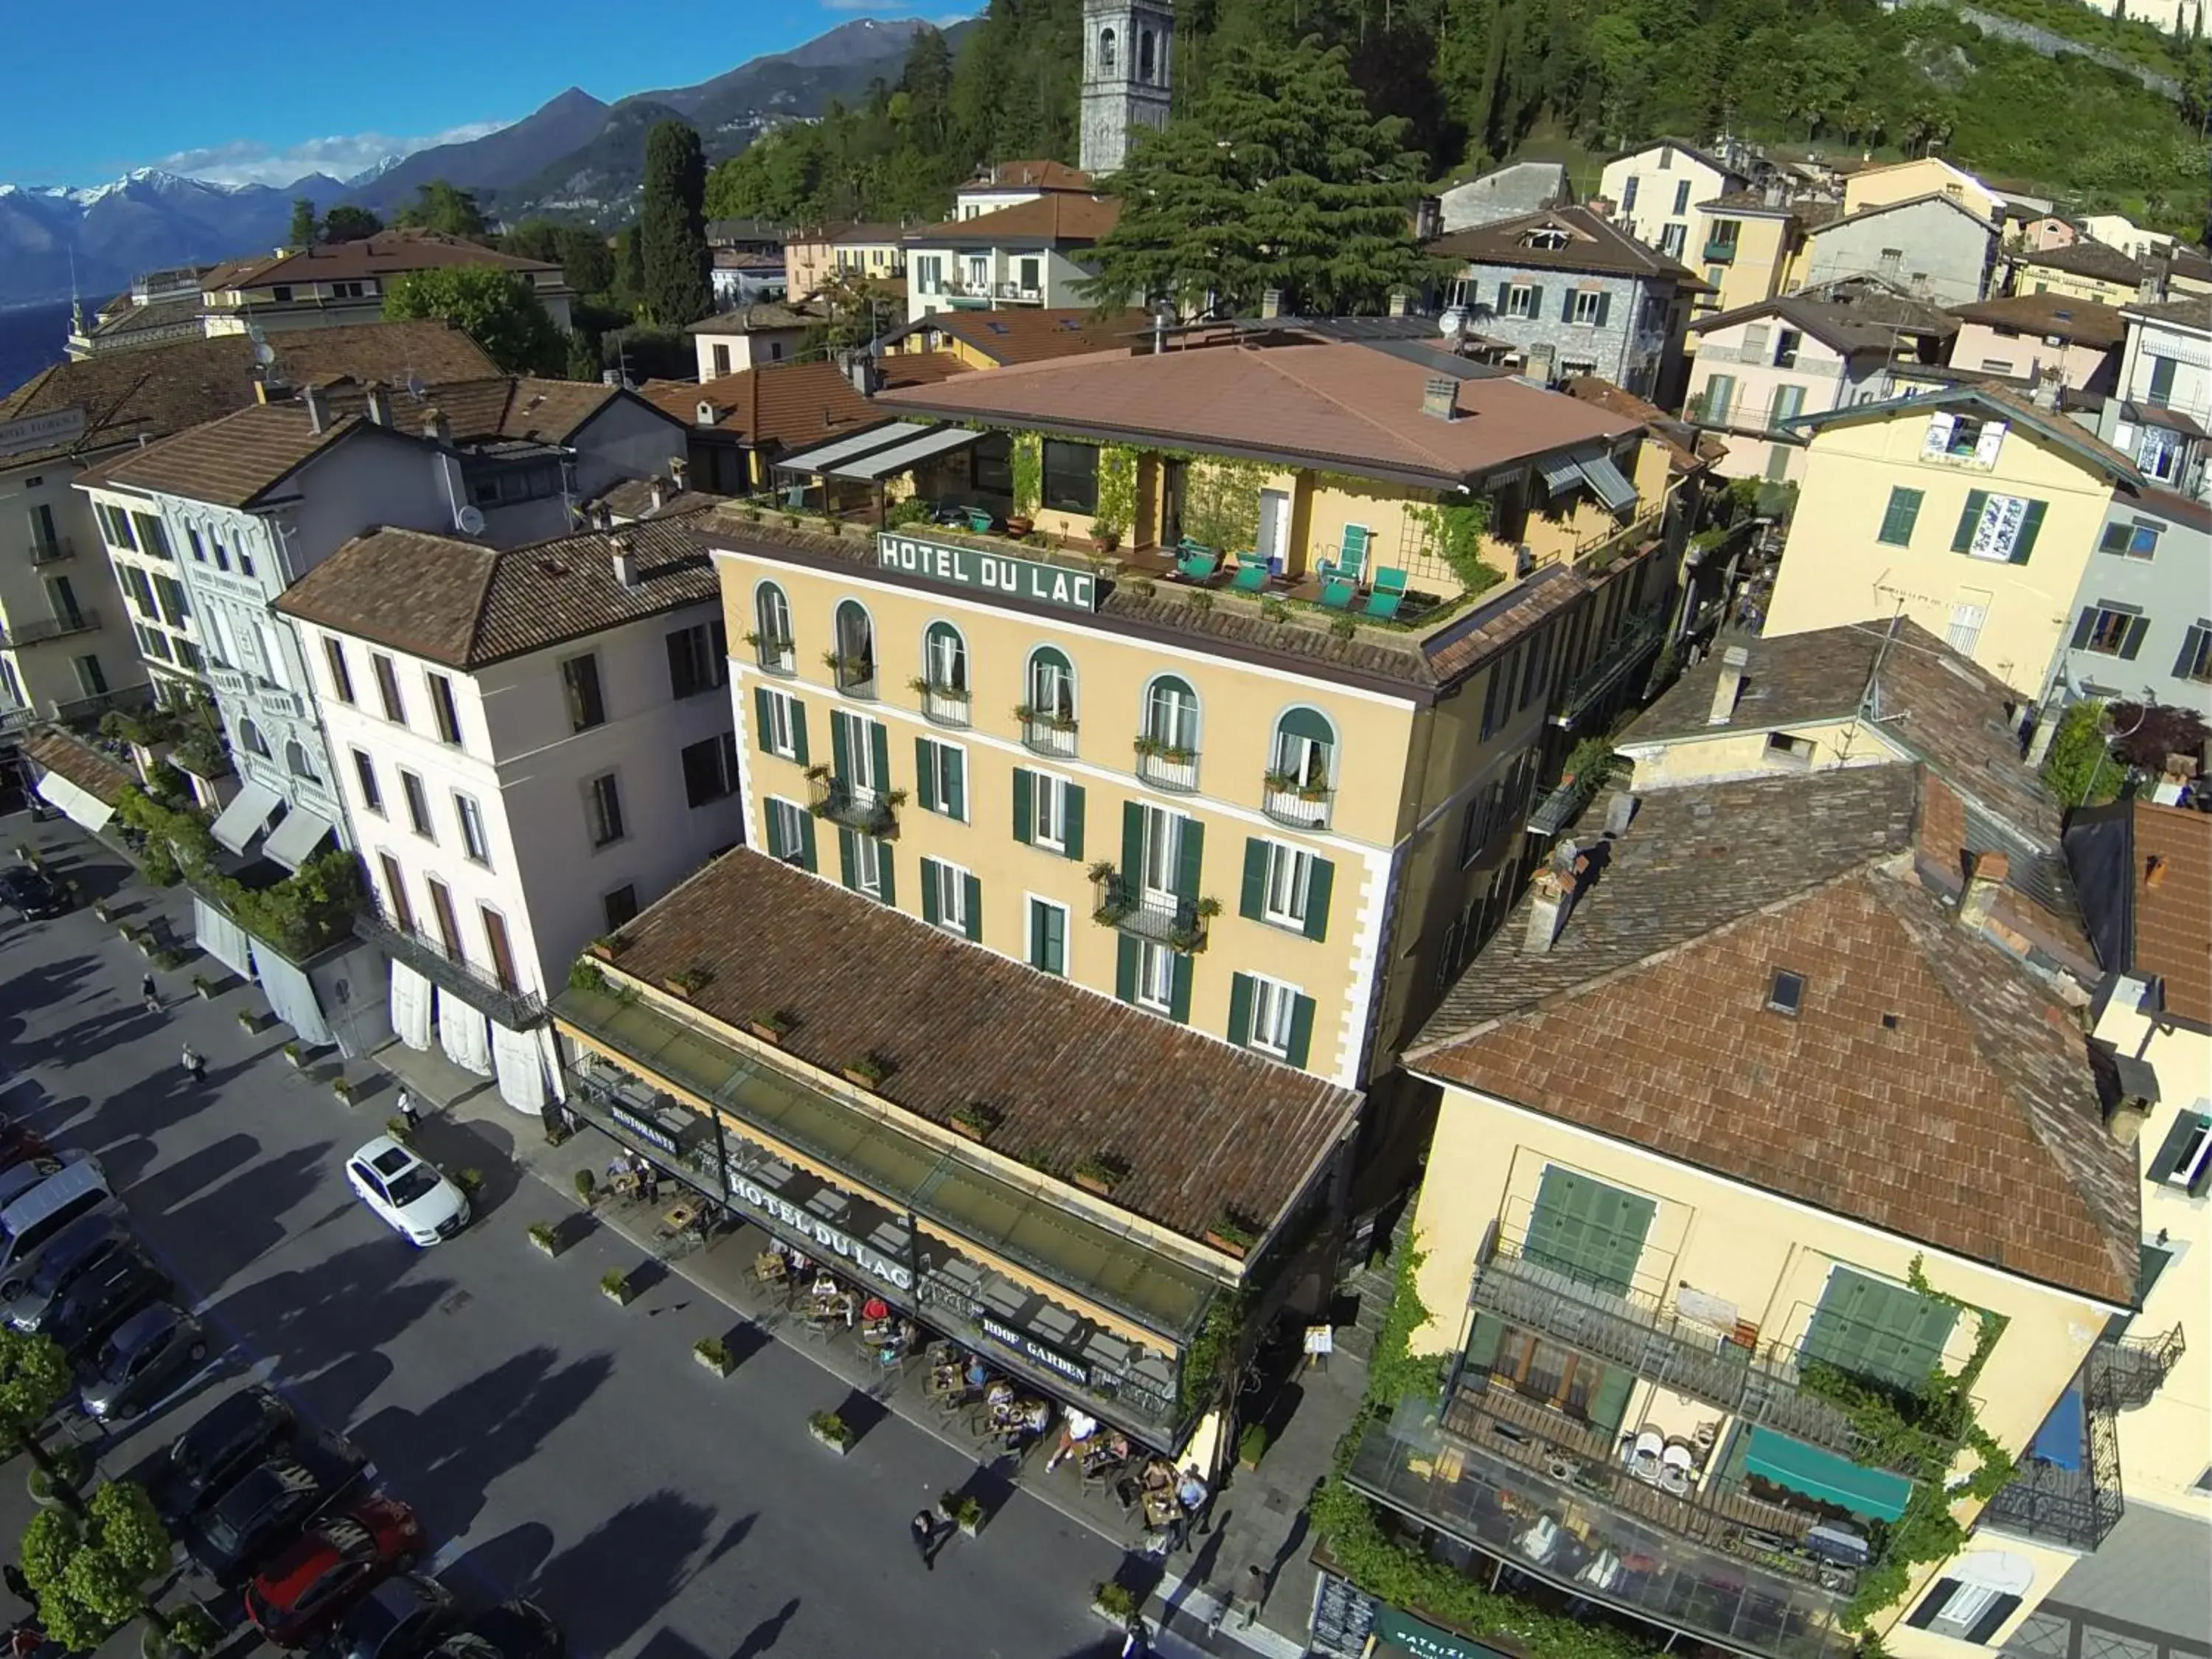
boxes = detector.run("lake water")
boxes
[0,302,74,398]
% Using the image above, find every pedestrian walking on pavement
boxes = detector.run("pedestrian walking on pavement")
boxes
[910,1509,947,1571]
[140,973,160,1015]
[180,1043,206,1085]
[397,1091,420,1134]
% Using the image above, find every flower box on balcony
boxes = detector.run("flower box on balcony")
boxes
[1072,1155,1124,1197]
[949,1102,1000,1142]
[842,1055,888,1089]
[747,1012,792,1045]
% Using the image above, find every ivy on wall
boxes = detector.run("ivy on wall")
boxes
[1172,453,1272,553]
[114,785,364,960]
[1092,445,1139,542]
[1009,431,1043,518]
[1406,498,1501,597]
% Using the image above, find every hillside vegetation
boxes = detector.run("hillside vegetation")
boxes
[705,0,2209,239]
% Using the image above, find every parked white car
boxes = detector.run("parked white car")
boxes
[344,1138,468,1247]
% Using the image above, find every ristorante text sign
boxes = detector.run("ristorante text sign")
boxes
[877,532,1100,613]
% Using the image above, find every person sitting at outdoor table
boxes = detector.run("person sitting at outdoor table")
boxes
[1084,1430,1131,1476]
[1166,1467,1209,1553]
[999,1397,1049,1449]
[964,1353,990,1391]
[986,1378,1018,1423]
[753,1249,787,1281]
[1140,1456,1175,1492]
[1046,1408,1099,1472]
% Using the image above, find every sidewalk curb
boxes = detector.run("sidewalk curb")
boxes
[490,1111,1307,1659]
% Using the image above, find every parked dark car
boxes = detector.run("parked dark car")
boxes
[243,1496,422,1648]
[439,1601,562,1659]
[0,1119,52,1172]
[78,1303,209,1422]
[329,1575,458,1659]
[150,1385,295,1526]
[180,1430,369,1587]
[1,1211,125,1332]
[46,1251,168,1361]
[0,866,68,921]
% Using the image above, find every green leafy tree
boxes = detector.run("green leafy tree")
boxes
[288,198,319,250]
[613,226,647,314]
[321,204,383,243]
[383,268,565,376]
[566,327,604,383]
[1084,36,1431,316]
[392,180,488,239]
[24,1481,174,1652]
[2040,700,2121,807]
[559,228,616,298]
[640,120,712,327]
[0,1329,78,1506]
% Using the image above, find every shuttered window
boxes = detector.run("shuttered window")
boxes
[1523,1166,1655,1295]
[914,736,966,818]
[1239,837,1334,941]
[1228,971,1316,1068]
[1801,1266,1958,1388]
[1877,487,1923,546]
[1012,768,1084,858]
[2147,1110,2212,1196]
[919,857,982,942]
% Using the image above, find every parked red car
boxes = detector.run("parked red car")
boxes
[243,1495,422,1648]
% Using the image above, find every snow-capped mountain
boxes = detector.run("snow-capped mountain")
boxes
[344,154,406,191]
[0,170,299,308]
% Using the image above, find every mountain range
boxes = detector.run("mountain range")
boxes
[0,17,958,309]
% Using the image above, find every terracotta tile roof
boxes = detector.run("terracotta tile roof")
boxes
[641,355,968,450]
[2012,240,2147,285]
[877,339,1641,488]
[1427,206,1707,289]
[274,509,717,669]
[317,376,624,444]
[86,294,204,341]
[84,403,376,507]
[1950,293,2126,349]
[21,729,134,807]
[2129,803,2212,1026]
[807,222,909,246]
[914,193,1121,247]
[224,230,561,290]
[0,321,493,471]
[1697,189,1812,218]
[1692,291,1956,352]
[597,846,1363,1246]
[1559,375,1707,473]
[2121,296,2211,333]
[964,159,1094,192]
[686,302,819,335]
[588,478,719,522]
[1409,767,2138,1304]
[883,306,1150,366]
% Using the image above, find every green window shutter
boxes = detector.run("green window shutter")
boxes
[1802,1267,1958,1389]
[1594,292,1610,328]
[869,720,891,793]
[1168,953,1193,1023]
[1063,783,1085,860]
[1240,837,1268,920]
[831,709,852,779]
[1012,768,1034,844]
[2147,1112,2209,1184]
[796,813,817,874]
[1495,280,1512,312]
[1032,900,1065,973]
[1528,284,1545,317]
[1465,1312,1506,1372]
[920,857,942,927]
[1585,1365,1635,1438]
[915,737,939,814]
[1284,992,1315,1069]
[2070,608,2097,650]
[2010,499,2046,564]
[877,845,896,908]
[837,825,857,889]
[1121,800,1144,881]
[1115,933,1139,1004]
[754,686,773,751]
[1228,972,1255,1047]
[1174,815,1205,901]
[790,700,808,766]
[944,747,966,820]
[1877,488,1923,546]
[1302,855,1335,943]
[962,872,983,942]
[1524,1166,1656,1295]
[2118,616,2149,661]
[1951,490,1990,553]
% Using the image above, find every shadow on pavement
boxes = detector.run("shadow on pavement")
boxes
[527,1489,714,1658]
[439,1519,554,1604]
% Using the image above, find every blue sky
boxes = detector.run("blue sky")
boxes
[3,1,956,187]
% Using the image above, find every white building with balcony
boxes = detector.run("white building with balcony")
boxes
[903,194,1121,323]
[274,506,744,1111]
[2096,299,2209,504]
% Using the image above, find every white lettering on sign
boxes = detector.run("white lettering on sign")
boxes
[979,1313,1091,1387]
[0,406,88,459]
[875,532,1099,613]
[728,1172,913,1290]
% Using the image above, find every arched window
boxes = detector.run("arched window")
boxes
[1021,646,1077,755]
[1271,706,1335,789]
[752,580,793,672]
[1138,29,1155,83]
[238,718,269,758]
[831,599,876,695]
[283,737,319,782]
[922,622,967,692]
[1099,26,1116,72]
[1141,673,1200,754]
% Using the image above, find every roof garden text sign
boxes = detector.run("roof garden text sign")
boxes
[877,531,1099,613]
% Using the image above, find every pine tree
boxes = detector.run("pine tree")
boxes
[640,121,712,327]
[321,205,382,243]
[288,198,319,250]
[1083,37,1431,316]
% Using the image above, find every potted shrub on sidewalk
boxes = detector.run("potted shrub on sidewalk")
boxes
[526,1222,563,1259]
[693,1337,735,1377]
[599,1269,634,1307]
[1091,1582,1138,1624]
[807,1410,852,1455]
[938,1493,985,1538]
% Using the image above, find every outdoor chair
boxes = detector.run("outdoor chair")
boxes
[1318,524,1370,584]
[1176,545,1220,582]
[1227,560,1269,594]
[1626,1429,1664,1485]
[963,506,999,534]
[1365,566,1409,620]
[1658,1443,1696,1496]
[1320,578,1356,611]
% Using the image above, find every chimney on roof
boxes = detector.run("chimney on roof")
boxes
[1260,288,1284,320]
[1762,177,1785,209]
[649,479,666,514]
[1524,862,1580,954]
[845,352,880,397]
[364,386,392,427]
[302,385,330,434]
[668,456,688,492]
[1707,644,1750,725]
[254,374,272,406]
[1388,290,1411,319]
[423,408,451,444]
[609,534,639,590]
[2031,366,2062,411]
[2145,854,2168,890]
[1958,849,2008,931]
[1602,791,1638,838]
[1421,375,1459,421]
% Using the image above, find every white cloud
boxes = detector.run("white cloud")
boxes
[154,121,512,189]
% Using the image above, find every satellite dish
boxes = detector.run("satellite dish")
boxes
[456,505,487,537]
[253,342,277,367]
[1439,307,1467,339]
[246,323,268,346]
[404,374,426,401]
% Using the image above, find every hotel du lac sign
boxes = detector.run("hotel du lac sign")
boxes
[877,531,1102,613]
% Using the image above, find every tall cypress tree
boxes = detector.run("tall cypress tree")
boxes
[640,121,712,327]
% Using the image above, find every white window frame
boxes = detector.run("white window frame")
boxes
[1026,894,1069,976]
[847,714,885,798]
[766,797,808,866]
[852,832,884,899]
[585,771,625,849]
[1135,939,1175,1012]
[1930,1584,2000,1638]
[399,769,434,841]
[931,858,971,934]
[1031,771,1068,852]
[2168,1116,2212,1189]
[453,792,490,867]
[1028,650,1077,723]
[1139,804,1182,900]
[351,749,383,817]
[1248,975,1300,1057]
[917,737,964,819]
[761,688,798,759]
[1262,841,1312,929]
[1504,284,1536,319]
[1570,290,1601,326]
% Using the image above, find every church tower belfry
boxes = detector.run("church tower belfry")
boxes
[1079,0,1174,175]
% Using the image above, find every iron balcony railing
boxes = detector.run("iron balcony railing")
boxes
[1555,603,1672,727]
[2087,1324,2185,1412]
[1982,1360,2124,1551]
[52,685,153,726]
[1134,740,1199,793]
[27,537,74,566]
[1092,870,1208,953]
[1262,780,1332,830]
[7,609,100,645]
[1019,713,1077,757]
[807,771,898,839]
[356,905,546,1031]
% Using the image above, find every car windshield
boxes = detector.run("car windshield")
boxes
[385,1167,440,1207]
[28,1237,102,1295]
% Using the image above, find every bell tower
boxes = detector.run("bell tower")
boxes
[1079,0,1175,175]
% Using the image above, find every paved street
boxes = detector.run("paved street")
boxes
[0,819,1152,1659]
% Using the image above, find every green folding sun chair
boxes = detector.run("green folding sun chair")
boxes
[1320,577,1357,611]
[1366,566,1409,621]
[1228,560,1270,594]
[1177,546,1220,582]
[1318,524,1370,585]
